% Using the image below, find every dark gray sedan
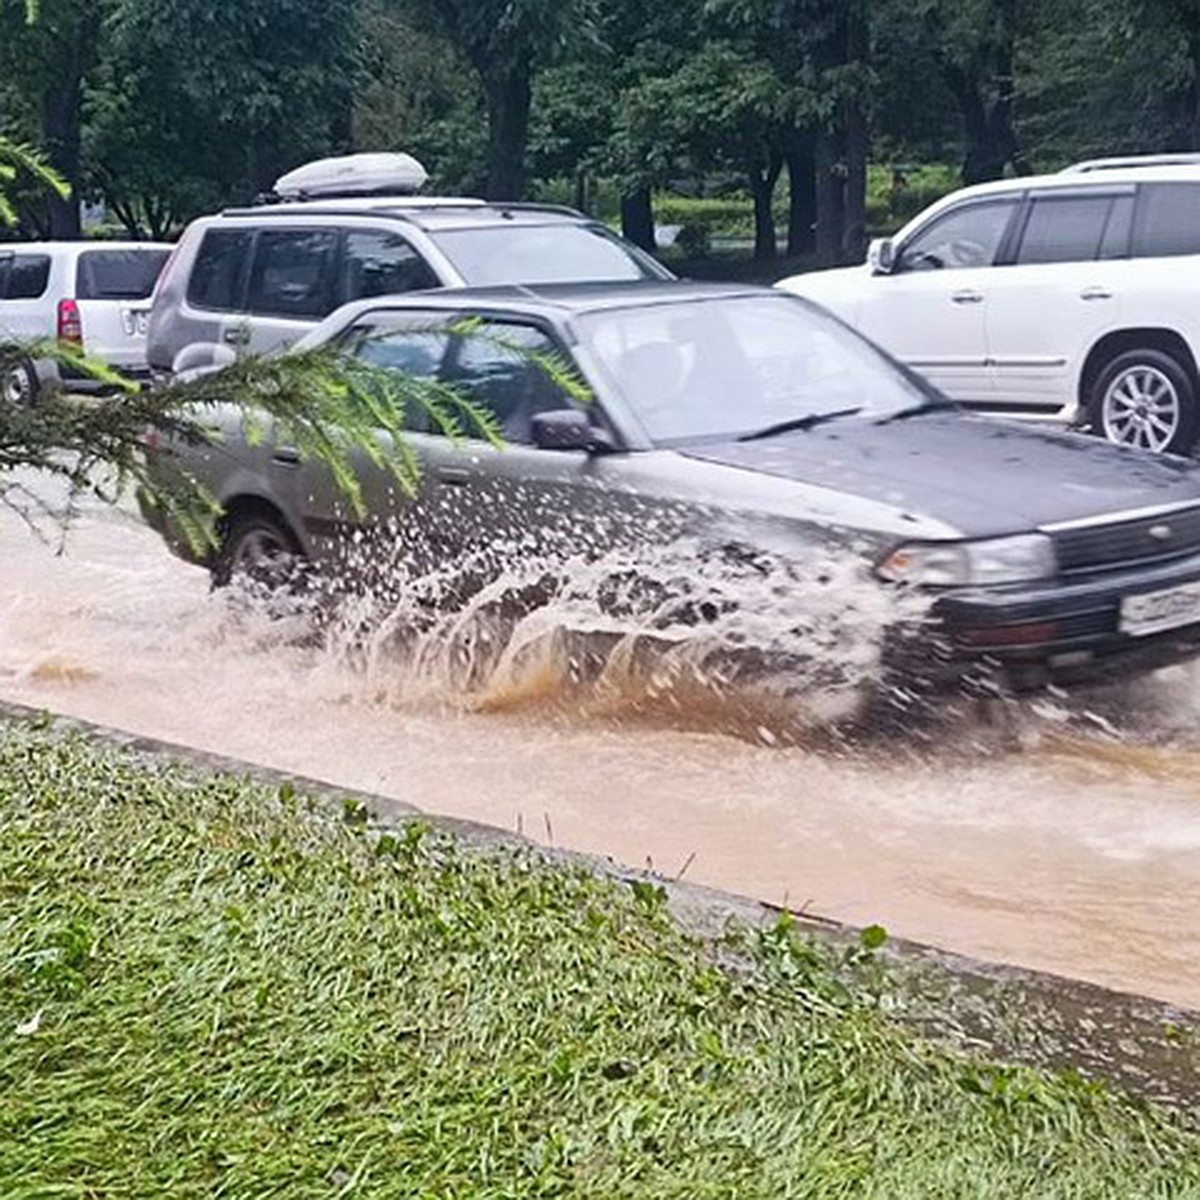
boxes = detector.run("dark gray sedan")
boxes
[141,280,1200,693]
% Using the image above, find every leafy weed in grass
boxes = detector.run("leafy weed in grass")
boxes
[1,724,1199,1197]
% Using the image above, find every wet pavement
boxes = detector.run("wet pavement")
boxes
[3,495,1200,1010]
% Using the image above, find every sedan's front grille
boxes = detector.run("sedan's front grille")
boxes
[1052,506,1200,574]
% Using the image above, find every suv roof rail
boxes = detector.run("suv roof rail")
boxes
[1060,152,1200,174]
[219,199,589,223]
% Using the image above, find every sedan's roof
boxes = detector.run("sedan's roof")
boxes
[336,279,770,320]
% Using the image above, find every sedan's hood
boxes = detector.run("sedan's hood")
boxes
[680,413,1200,538]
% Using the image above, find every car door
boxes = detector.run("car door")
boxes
[274,312,458,571]
[984,188,1133,413]
[427,316,613,567]
[857,195,1021,404]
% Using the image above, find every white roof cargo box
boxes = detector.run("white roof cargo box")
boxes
[274,152,429,199]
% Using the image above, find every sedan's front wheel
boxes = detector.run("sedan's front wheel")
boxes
[1091,348,1197,455]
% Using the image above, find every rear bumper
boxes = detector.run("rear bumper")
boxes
[918,552,1200,689]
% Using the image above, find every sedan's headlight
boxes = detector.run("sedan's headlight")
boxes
[877,534,1056,587]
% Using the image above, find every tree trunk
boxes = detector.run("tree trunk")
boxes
[41,40,87,239]
[841,108,868,264]
[814,129,844,269]
[785,135,817,256]
[620,187,656,252]
[482,61,532,201]
[750,150,784,260]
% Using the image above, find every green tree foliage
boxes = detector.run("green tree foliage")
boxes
[0,343,495,551]
[0,138,68,227]
[399,0,596,200]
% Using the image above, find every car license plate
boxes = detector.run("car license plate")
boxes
[1120,581,1200,637]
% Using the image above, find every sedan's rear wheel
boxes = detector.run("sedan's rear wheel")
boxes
[1091,348,1197,455]
[213,512,305,591]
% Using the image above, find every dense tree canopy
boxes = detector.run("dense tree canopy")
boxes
[2,0,1200,260]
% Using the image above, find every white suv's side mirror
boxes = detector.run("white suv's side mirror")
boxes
[867,237,896,275]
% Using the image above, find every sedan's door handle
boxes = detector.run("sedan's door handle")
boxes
[1080,286,1113,301]
[222,326,250,345]
[436,467,471,486]
[951,289,984,304]
[272,447,301,467]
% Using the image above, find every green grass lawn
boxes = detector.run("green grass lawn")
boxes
[2,722,1198,1198]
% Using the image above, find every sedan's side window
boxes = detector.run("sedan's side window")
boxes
[896,200,1017,272]
[445,321,575,446]
[340,230,439,304]
[347,318,452,432]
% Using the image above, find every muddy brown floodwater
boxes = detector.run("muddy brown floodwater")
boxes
[3,496,1200,1010]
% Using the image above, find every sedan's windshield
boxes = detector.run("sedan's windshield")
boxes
[433,224,663,286]
[581,294,933,445]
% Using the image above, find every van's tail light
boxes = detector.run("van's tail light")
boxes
[57,298,83,343]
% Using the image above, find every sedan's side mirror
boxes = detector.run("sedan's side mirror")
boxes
[531,408,614,453]
[867,237,896,275]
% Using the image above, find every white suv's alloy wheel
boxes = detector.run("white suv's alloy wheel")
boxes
[1100,364,1181,453]
[1,362,36,407]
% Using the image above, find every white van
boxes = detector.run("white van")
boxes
[1,241,172,403]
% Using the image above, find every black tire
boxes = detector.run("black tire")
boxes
[1089,347,1198,455]
[212,511,306,591]
[1,357,40,408]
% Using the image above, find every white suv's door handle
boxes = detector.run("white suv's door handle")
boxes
[1080,286,1113,301]
[951,290,984,304]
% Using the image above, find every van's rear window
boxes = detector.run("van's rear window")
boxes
[76,249,170,300]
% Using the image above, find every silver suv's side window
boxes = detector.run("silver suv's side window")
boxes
[1015,194,1131,264]
[896,199,1017,272]
[341,231,438,303]
[187,229,253,311]
[247,229,339,319]
[1134,183,1200,258]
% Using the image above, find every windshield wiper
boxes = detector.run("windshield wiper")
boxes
[737,406,864,442]
[874,399,960,426]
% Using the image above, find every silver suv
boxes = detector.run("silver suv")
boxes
[147,154,669,376]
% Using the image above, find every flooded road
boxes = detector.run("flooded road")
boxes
[3,498,1200,1010]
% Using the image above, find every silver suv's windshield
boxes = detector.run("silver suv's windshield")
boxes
[433,224,663,285]
[580,294,932,445]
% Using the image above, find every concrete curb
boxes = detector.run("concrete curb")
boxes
[1,696,1196,1113]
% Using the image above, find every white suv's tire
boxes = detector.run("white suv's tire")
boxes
[1091,348,1197,455]
[1,357,40,407]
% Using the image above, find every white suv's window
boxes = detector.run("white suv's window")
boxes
[896,199,1017,272]
[1134,183,1200,258]
[1016,194,1127,265]
[0,254,51,300]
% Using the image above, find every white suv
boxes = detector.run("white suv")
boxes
[777,160,1200,455]
[1,241,171,403]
